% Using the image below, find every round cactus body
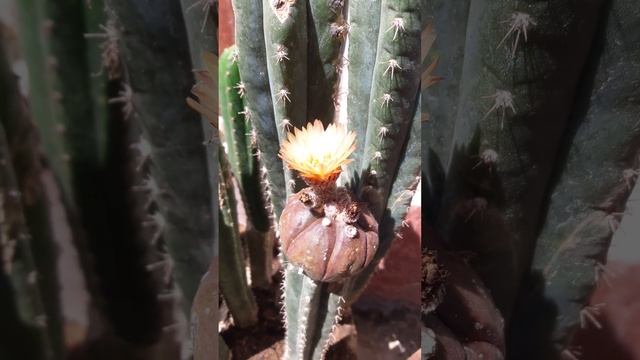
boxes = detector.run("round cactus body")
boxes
[279,187,378,282]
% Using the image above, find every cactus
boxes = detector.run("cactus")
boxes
[0,123,50,359]
[218,146,259,328]
[423,0,640,359]
[104,0,216,315]
[186,43,269,329]
[4,0,220,357]
[0,27,63,360]
[10,2,79,355]
[232,0,421,358]
[219,46,274,289]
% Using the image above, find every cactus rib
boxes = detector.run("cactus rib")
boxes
[219,148,259,328]
[219,45,273,288]
[343,0,382,189]
[262,0,309,196]
[232,0,287,219]
[511,1,640,357]
[306,0,346,124]
[359,0,421,220]
[437,0,607,316]
[105,0,215,313]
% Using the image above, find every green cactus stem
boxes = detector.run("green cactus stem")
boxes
[3,14,68,358]
[105,0,216,315]
[262,0,308,195]
[341,0,422,306]
[343,0,381,190]
[422,0,470,216]
[15,0,72,199]
[510,1,640,358]
[218,148,259,328]
[232,0,287,218]
[345,96,421,302]
[17,0,165,350]
[435,0,607,316]
[358,0,421,220]
[0,122,51,360]
[262,0,308,132]
[306,0,346,124]
[219,45,273,288]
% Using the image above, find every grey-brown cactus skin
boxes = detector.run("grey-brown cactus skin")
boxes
[279,188,378,283]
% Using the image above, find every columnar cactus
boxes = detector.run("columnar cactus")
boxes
[0,85,50,359]
[219,45,274,289]
[232,0,421,357]
[104,0,216,317]
[423,0,640,359]
[218,145,259,328]
[5,0,220,357]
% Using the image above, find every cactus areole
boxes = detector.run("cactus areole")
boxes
[279,120,379,282]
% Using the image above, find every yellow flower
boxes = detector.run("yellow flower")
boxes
[279,120,356,185]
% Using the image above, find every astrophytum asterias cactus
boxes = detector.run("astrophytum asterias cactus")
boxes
[279,120,379,283]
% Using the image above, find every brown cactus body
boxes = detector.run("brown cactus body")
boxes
[280,187,379,282]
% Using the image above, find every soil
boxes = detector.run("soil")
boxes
[220,271,358,359]
[220,272,285,359]
[352,302,421,360]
